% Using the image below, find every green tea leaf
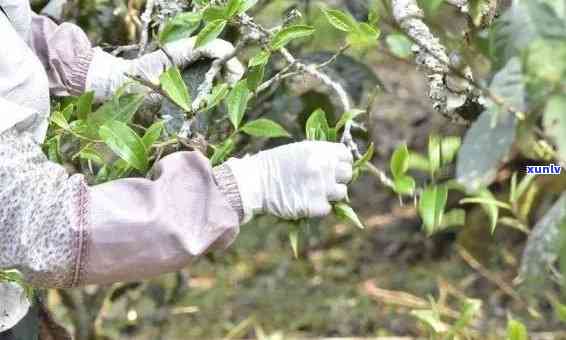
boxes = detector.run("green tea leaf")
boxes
[460,197,511,210]
[210,138,235,166]
[45,136,61,163]
[450,299,481,333]
[507,318,528,340]
[142,121,164,149]
[354,143,374,170]
[305,108,330,141]
[334,202,365,229]
[394,175,416,196]
[428,134,442,179]
[514,173,537,204]
[160,66,192,112]
[554,302,566,323]
[196,19,227,48]
[206,83,230,110]
[226,0,245,17]
[419,185,448,235]
[248,50,271,67]
[270,25,315,50]
[76,146,105,165]
[390,143,410,179]
[411,310,449,333]
[241,118,291,138]
[322,8,358,32]
[386,33,412,58]
[89,93,145,128]
[499,217,530,234]
[336,109,365,131]
[441,136,461,165]
[246,64,265,91]
[203,6,228,22]
[159,12,202,44]
[368,1,380,26]
[99,120,148,171]
[326,127,338,142]
[51,108,71,131]
[473,188,501,233]
[347,23,380,48]
[408,153,431,172]
[76,91,94,120]
[225,80,250,129]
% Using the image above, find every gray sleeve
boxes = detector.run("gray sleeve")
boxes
[0,128,88,288]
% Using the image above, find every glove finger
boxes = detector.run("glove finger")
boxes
[162,37,198,67]
[328,184,348,202]
[334,143,353,163]
[335,162,353,184]
[224,58,246,84]
[309,200,332,218]
[200,39,235,59]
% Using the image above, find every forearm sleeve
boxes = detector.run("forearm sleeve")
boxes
[29,13,93,96]
[0,129,242,288]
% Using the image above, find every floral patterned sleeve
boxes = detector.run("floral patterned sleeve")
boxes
[0,128,243,288]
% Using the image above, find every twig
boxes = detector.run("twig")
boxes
[111,44,139,56]
[138,0,155,56]
[124,73,194,117]
[315,43,351,70]
[456,245,526,307]
[254,63,297,94]
[361,280,460,319]
[191,39,248,111]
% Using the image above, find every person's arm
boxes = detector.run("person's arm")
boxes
[0,97,38,135]
[28,13,93,96]
[0,127,242,288]
[28,13,244,101]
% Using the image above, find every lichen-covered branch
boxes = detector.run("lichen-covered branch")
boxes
[445,0,469,12]
[391,0,478,121]
[191,40,247,111]
[138,0,155,56]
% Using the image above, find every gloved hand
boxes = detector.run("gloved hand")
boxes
[225,141,354,223]
[86,37,245,101]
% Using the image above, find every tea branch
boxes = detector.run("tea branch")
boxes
[391,0,479,122]
[138,0,155,56]
[235,13,395,189]
[191,39,248,111]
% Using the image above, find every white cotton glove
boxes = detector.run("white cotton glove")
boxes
[0,282,30,332]
[86,37,245,101]
[225,141,354,223]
